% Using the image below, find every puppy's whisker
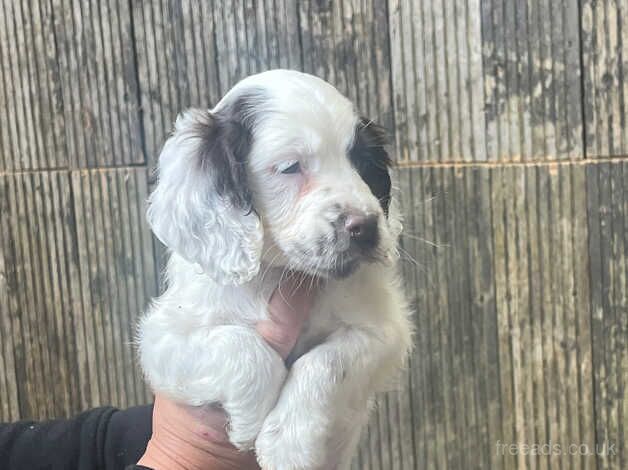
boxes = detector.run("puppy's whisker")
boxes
[256,252,285,296]
[401,232,449,249]
[397,246,420,267]
[397,246,430,278]
[313,255,327,288]
[308,270,318,291]
[414,193,442,207]
[260,244,277,260]
[293,270,309,293]
[259,251,282,283]
[276,275,294,309]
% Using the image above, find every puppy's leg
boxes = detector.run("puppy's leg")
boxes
[331,408,371,470]
[255,323,409,470]
[139,321,286,450]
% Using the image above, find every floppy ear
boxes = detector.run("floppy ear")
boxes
[147,99,263,285]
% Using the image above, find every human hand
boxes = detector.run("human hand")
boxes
[137,273,317,470]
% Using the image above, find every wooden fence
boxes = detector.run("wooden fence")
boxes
[0,1,625,469]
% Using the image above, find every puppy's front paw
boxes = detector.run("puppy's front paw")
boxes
[222,363,287,450]
[255,405,330,470]
[193,327,289,451]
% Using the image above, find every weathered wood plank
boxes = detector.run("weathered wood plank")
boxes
[582,1,628,157]
[0,0,144,169]
[547,164,570,469]
[407,167,434,470]
[525,163,549,470]
[391,167,419,470]
[298,0,393,129]
[424,168,446,470]
[2,174,37,418]
[134,0,302,167]
[452,166,480,466]
[492,163,595,468]
[13,173,51,417]
[49,0,144,168]
[465,166,502,470]
[439,168,463,470]
[69,168,155,410]
[586,160,627,470]
[0,176,20,422]
[380,163,598,469]
[0,0,50,170]
[103,170,133,407]
[0,169,155,419]
[72,170,107,405]
[124,169,158,403]
[392,167,496,469]
[0,172,81,418]
[389,0,486,162]
[572,164,596,470]
[47,171,81,416]
[391,0,582,162]
[30,172,67,416]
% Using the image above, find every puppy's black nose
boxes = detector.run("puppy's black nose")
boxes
[345,214,379,250]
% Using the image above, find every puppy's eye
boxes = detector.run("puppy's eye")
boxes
[278,161,301,175]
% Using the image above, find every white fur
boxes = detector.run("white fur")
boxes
[139,70,413,470]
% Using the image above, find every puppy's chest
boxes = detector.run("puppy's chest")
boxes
[286,284,366,363]
[287,308,340,365]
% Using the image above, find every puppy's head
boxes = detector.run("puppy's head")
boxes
[148,70,400,285]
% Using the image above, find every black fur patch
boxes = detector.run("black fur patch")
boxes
[192,89,266,211]
[348,117,392,215]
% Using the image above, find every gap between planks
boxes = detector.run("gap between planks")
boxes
[0,164,150,177]
[396,155,628,169]
[1,155,628,178]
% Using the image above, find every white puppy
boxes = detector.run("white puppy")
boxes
[138,69,413,470]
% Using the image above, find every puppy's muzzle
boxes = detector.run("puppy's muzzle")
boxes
[334,211,380,255]
[346,213,379,251]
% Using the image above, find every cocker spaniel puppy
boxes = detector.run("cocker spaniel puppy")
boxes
[139,69,412,470]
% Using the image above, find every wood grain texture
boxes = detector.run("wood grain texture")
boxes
[582,0,628,158]
[54,0,145,167]
[493,163,595,469]
[299,0,394,129]
[389,0,486,163]
[586,161,627,470]
[390,0,583,163]
[0,169,156,420]
[134,0,392,166]
[0,0,145,170]
[133,0,302,166]
[1,2,627,469]
[0,0,67,170]
[388,164,601,469]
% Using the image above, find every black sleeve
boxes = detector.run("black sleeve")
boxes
[0,404,154,470]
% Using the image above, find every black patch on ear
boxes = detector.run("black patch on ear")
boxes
[348,117,392,216]
[191,89,266,211]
